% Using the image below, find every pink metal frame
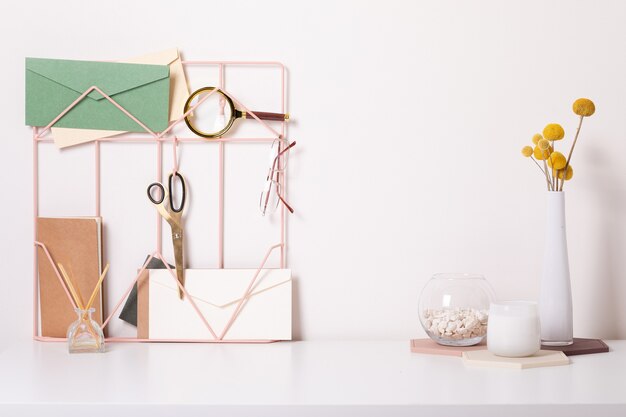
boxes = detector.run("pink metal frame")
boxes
[32,60,289,343]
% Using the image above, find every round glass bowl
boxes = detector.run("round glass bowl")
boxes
[418,273,495,346]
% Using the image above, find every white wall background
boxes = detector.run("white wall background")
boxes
[1,0,626,341]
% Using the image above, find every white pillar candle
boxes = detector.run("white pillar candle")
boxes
[487,301,541,357]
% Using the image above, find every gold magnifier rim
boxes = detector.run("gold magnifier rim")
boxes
[183,87,236,139]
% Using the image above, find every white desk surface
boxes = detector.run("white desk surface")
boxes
[1,339,625,417]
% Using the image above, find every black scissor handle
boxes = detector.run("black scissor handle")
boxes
[147,182,166,205]
[168,172,186,213]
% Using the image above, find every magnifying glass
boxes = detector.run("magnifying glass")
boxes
[184,87,290,139]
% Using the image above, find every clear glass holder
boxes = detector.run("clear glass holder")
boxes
[67,308,105,354]
[418,273,495,347]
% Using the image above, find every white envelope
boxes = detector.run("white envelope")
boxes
[137,269,292,341]
[51,48,190,148]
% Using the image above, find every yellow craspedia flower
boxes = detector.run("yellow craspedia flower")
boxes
[521,146,533,157]
[547,151,567,170]
[533,145,552,160]
[572,98,595,117]
[557,165,574,181]
[537,138,550,151]
[532,133,543,145]
[543,123,565,141]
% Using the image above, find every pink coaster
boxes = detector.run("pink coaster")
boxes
[410,338,486,357]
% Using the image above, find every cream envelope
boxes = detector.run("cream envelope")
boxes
[137,269,292,340]
[52,48,190,148]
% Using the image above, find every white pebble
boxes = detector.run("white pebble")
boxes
[422,307,489,342]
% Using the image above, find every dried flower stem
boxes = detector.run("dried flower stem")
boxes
[542,159,553,191]
[530,156,551,190]
[560,115,584,191]
[547,152,556,190]
[552,142,557,190]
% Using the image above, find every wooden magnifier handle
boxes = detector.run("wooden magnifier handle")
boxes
[240,110,289,121]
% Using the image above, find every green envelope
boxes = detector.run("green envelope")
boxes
[25,57,170,132]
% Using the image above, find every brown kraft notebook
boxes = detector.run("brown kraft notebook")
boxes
[37,217,103,337]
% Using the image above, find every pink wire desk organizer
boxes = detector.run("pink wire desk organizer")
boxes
[31,60,290,343]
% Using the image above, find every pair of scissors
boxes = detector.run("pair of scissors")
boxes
[147,172,187,299]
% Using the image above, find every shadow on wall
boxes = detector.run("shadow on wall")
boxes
[585,143,625,339]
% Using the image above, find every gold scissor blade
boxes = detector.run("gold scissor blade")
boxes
[171,227,185,300]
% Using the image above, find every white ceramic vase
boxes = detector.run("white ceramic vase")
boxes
[539,191,574,346]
